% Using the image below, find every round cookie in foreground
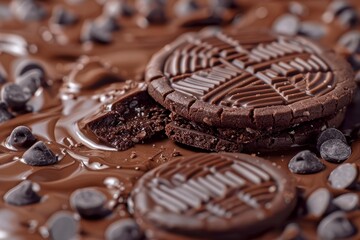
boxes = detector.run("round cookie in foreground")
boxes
[146,29,356,129]
[131,153,297,239]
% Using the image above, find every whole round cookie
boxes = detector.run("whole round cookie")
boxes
[146,29,356,129]
[131,153,297,239]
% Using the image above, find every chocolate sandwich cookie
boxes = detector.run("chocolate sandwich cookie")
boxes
[146,29,356,130]
[166,108,346,152]
[131,153,297,239]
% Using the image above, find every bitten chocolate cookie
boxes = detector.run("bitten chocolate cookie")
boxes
[83,87,170,150]
[146,29,356,129]
[131,153,297,239]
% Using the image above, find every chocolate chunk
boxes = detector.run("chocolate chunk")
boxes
[8,126,36,148]
[288,150,325,174]
[328,163,358,189]
[95,15,120,32]
[0,102,13,123]
[81,20,112,44]
[104,0,134,17]
[15,69,43,95]
[210,0,237,9]
[105,219,143,240]
[1,83,31,109]
[52,6,78,26]
[320,139,351,163]
[317,128,347,151]
[299,22,326,39]
[10,0,46,21]
[70,188,108,219]
[136,0,166,24]
[306,188,333,218]
[3,180,41,206]
[338,31,360,54]
[22,141,58,166]
[272,14,300,36]
[317,211,356,240]
[13,58,46,79]
[132,153,297,239]
[174,0,199,17]
[47,212,78,240]
[333,193,359,211]
[85,89,169,151]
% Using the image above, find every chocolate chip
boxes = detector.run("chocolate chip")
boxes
[317,128,347,151]
[337,31,360,54]
[22,141,58,166]
[70,188,108,219]
[10,0,46,21]
[320,139,352,163]
[136,0,167,24]
[210,0,237,9]
[317,211,356,240]
[52,6,78,26]
[95,15,120,32]
[329,163,358,189]
[0,102,13,123]
[272,14,300,36]
[81,20,112,44]
[288,150,325,174]
[333,193,359,211]
[105,219,143,240]
[104,0,134,17]
[338,9,359,27]
[16,70,42,96]
[299,22,326,39]
[1,83,31,109]
[47,212,78,240]
[174,0,199,17]
[13,58,46,78]
[8,126,36,148]
[306,188,332,218]
[3,180,41,206]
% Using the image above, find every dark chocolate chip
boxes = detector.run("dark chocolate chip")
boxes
[81,21,112,44]
[0,101,13,123]
[10,0,46,21]
[328,163,358,189]
[8,126,36,148]
[15,69,43,95]
[95,15,120,32]
[210,0,237,9]
[306,188,332,218]
[317,211,356,240]
[13,58,45,78]
[70,188,108,219]
[1,83,31,109]
[47,212,78,240]
[3,180,41,206]
[22,141,58,166]
[136,0,167,24]
[174,0,199,17]
[320,139,351,163]
[299,22,326,39]
[104,0,134,17]
[52,6,78,26]
[338,9,359,27]
[288,150,325,174]
[105,219,143,240]
[338,31,360,54]
[272,14,300,36]
[317,128,347,151]
[333,193,359,211]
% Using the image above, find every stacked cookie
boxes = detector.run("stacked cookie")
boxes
[146,29,357,152]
